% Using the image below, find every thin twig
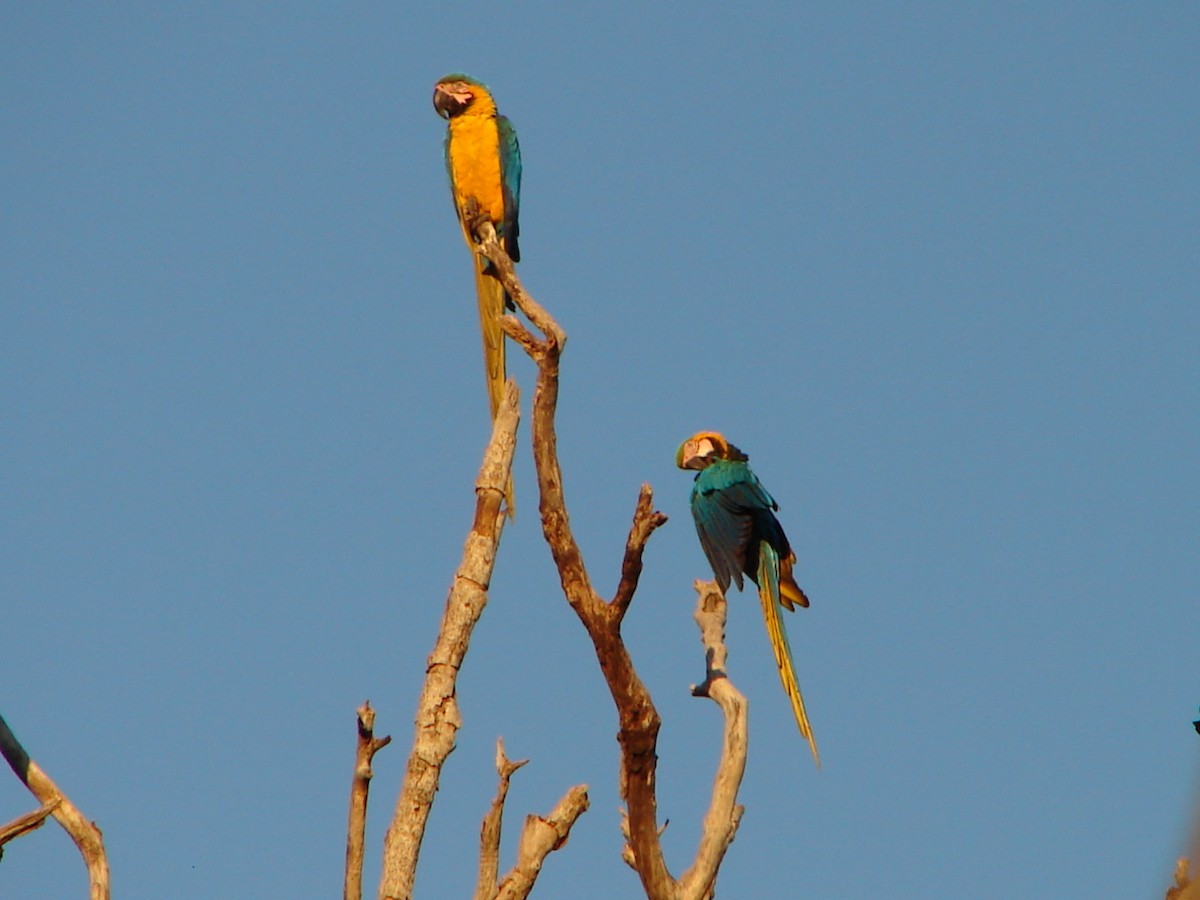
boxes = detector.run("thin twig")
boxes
[0,713,109,900]
[377,383,520,900]
[612,485,670,620]
[474,738,530,900]
[0,799,62,857]
[345,702,391,900]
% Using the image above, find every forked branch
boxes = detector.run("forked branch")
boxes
[474,224,749,900]
[475,738,589,900]
[345,702,391,900]
[495,784,591,900]
[475,738,530,900]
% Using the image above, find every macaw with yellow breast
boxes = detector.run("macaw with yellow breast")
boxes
[433,73,521,511]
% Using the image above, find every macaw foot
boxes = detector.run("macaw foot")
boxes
[462,198,491,243]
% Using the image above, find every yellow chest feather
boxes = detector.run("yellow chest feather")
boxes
[447,115,505,224]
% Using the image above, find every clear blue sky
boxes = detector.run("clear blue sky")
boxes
[3,4,1197,898]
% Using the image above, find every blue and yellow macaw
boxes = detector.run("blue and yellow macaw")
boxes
[677,431,818,764]
[432,74,521,420]
[433,74,520,514]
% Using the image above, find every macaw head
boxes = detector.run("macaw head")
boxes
[433,74,496,119]
[675,431,748,470]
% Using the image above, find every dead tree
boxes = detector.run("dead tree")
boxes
[364,210,750,899]
[373,384,589,900]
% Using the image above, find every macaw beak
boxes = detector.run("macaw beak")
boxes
[433,83,470,119]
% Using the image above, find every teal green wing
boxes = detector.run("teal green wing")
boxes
[442,131,460,216]
[690,459,783,593]
[497,114,521,262]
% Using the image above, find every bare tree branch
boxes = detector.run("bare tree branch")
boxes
[377,384,520,900]
[613,485,670,620]
[679,581,747,899]
[345,702,391,900]
[467,213,563,357]
[1167,858,1200,900]
[473,737,589,900]
[476,225,749,900]
[0,799,61,857]
[495,785,591,900]
[0,713,109,900]
[475,738,530,900]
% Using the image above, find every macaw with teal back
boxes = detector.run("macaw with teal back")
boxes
[677,431,818,764]
[433,74,520,511]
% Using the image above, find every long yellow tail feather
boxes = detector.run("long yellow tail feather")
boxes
[758,555,819,765]
[473,254,514,517]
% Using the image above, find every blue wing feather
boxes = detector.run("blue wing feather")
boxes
[443,131,456,206]
[690,459,793,593]
[497,115,521,262]
[692,486,744,590]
